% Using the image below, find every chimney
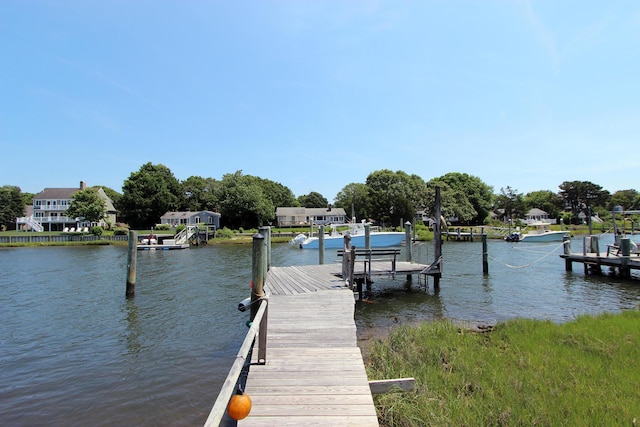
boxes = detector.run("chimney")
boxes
[80,181,86,190]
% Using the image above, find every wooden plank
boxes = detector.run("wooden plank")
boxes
[369,378,416,394]
[241,415,380,427]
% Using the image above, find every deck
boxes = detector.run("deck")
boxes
[238,264,379,426]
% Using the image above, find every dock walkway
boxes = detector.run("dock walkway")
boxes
[239,264,379,426]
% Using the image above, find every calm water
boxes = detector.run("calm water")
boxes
[1,236,639,426]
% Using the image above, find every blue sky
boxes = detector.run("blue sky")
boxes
[2,1,639,201]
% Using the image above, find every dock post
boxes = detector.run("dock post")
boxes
[364,222,371,250]
[318,225,325,265]
[404,221,413,283]
[259,226,271,272]
[563,236,572,272]
[433,187,443,289]
[590,235,600,256]
[126,230,137,298]
[251,233,266,321]
[482,234,488,274]
[620,238,631,278]
[341,234,353,288]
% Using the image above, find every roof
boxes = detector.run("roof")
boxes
[96,188,116,212]
[276,207,347,216]
[34,188,79,200]
[160,210,221,220]
[525,208,549,216]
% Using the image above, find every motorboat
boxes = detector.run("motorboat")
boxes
[505,222,569,242]
[291,221,405,249]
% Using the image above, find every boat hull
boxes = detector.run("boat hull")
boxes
[300,232,405,249]
[518,231,569,242]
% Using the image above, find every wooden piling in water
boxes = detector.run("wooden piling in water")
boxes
[318,225,325,265]
[126,230,137,298]
[405,221,413,282]
[259,226,271,273]
[433,187,443,289]
[482,234,488,274]
[250,233,265,321]
[563,236,572,272]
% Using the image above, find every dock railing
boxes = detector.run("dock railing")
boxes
[203,297,268,427]
[204,230,271,427]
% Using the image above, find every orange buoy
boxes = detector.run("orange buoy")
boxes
[227,391,252,420]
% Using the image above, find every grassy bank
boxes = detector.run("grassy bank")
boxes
[366,310,640,426]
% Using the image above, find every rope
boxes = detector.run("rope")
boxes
[489,241,565,269]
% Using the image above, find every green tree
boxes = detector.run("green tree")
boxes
[334,183,370,221]
[119,163,184,228]
[437,172,493,224]
[558,181,610,223]
[66,188,107,224]
[523,190,563,219]
[424,180,476,223]
[21,192,34,208]
[494,187,525,221]
[365,170,421,227]
[181,176,219,211]
[609,189,639,211]
[298,191,328,208]
[216,171,274,228]
[257,178,297,209]
[0,185,25,230]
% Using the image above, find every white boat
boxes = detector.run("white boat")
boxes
[505,222,569,243]
[291,221,406,249]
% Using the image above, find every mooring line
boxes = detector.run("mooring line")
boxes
[489,241,565,269]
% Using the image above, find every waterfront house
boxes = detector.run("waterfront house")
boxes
[524,208,555,224]
[275,207,347,227]
[16,181,116,232]
[160,210,221,229]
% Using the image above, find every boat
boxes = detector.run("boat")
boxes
[504,222,569,243]
[291,221,406,249]
[136,232,190,250]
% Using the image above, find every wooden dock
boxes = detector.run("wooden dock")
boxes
[240,264,379,426]
[206,228,432,427]
[560,235,640,279]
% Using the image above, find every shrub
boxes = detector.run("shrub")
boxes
[91,226,104,236]
[216,227,234,238]
[114,227,129,235]
[154,223,171,231]
[176,224,186,233]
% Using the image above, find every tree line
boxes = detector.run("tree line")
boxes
[1,162,639,230]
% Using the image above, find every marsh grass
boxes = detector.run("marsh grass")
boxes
[366,310,640,426]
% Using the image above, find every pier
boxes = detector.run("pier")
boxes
[560,235,640,278]
[206,227,430,426]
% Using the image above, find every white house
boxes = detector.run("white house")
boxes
[275,207,347,227]
[524,208,555,224]
[16,181,116,232]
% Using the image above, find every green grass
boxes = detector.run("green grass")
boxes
[366,310,640,426]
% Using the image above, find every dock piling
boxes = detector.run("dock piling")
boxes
[250,233,265,321]
[318,225,325,264]
[126,230,137,298]
[563,236,572,272]
[482,234,488,274]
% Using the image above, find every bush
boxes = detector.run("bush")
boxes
[176,224,186,233]
[216,227,234,238]
[91,226,104,236]
[114,227,129,236]
[154,223,171,230]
